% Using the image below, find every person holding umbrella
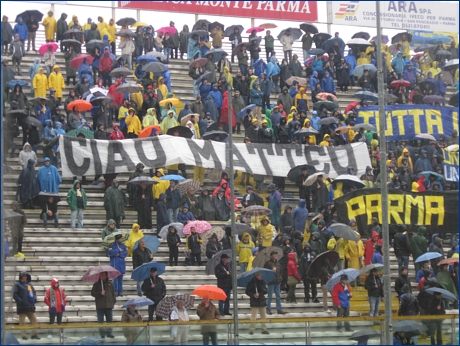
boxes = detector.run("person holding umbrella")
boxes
[210,24,224,49]
[91,271,116,338]
[280,29,294,63]
[107,234,128,297]
[246,271,269,335]
[25,14,38,52]
[332,274,353,332]
[142,267,167,321]
[121,303,143,344]
[186,226,203,266]
[427,291,445,345]
[197,295,220,345]
[264,251,286,315]
[319,258,335,312]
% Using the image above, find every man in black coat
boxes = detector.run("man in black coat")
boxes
[215,253,232,315]
[13,271,39,340]
[398,284,419,317]
[392,226,412,273]
[133,181,154,229]
[142,267,166,321]
[394,266,412,299]
[246,272,270,335]
[364,268,383,317]
[132,239,153,296]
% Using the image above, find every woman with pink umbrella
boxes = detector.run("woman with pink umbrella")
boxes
[42,43,57,75]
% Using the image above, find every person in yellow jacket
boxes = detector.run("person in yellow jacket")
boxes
[96,16,108,33]
[143,108,159,128]
[236,232,255,273]
[158,77,168,100]
[246,247,259,271]
[382,45,392,71]
[357,52,370,66]
[294,87,309,111]
[365,41,375,59]
[398,34,411,58]
[160,110,179,135]
[82,18,92,33]
[249,75,258,90]
[223,66,233,85]
[126,223,144,256]
[346,122,356,143]
[327,236,348,271]
[33,68,49,98]
[333,181,344,199]
[286,106,297,123]
[42,11,57,42]
[125,108,142,138]
[107,19,117,53]
[319,134,332,146]
[210,25,224,48]
[344,232,364,285]
[257,216,274,250]
[396,148,413,171]
[427,61,442,78]
[48,65,65,99]
[131,89,143,110]
[152,168,170,200]
[302,119,317,144]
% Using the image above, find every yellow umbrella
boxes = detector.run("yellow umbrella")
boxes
[131,22,149,28]
[159,98,180,106]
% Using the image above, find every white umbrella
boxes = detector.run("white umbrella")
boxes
[415,133,436,141]
[304,172,329,187]
[346,38,371,46]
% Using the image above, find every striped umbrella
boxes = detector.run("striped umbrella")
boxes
[178,179,201,196]
[101,231,130,250]
[240,205,272,218]
[155,293,195,319]
[81,265,121,282]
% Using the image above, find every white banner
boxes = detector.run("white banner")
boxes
[59,136,371,178]
[331,1,458,32]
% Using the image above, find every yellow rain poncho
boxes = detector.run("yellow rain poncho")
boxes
[48,65,65,98]
[126,223,144,256]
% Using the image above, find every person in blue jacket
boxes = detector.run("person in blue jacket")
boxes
[35,98,51,125]
[107,234,128,296]
[321,72,336,94]
[199,80,212,101]
[14,17,28,43]
[291,199,309,232]
[344,49,357,86]
[311,54,323,73]
[310,110,321,132]
[135,59,147,80]
[435,73,447,97]
[309,71,320,91]
[252,58,267,79]
[37,157,62,193]
[209,84,223,110]
[371,244,383,264]
[78,58,93,85]
[177,203,196,225]
[250,81,264,122]
[391,51,405,79]
[163,67,172,92]
[266,55,280,93]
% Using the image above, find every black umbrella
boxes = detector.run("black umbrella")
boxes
[208,21,224,32]
[202,130,228,142]
[277,28,303,41]
[434,50,452,58]
[449,92,458,107]
[393,321,427,335]
[385,93,398,103]
[287,165,316,182]
[330,223,360,241]
[16,10,43,23]
[192,19,211,32]
[204,49,227,63]
[115,30,136,38]
[317,116,339,126]
[208,122,229,133]
[294,128,319,136]
[224,223,255,241]
[349,329,380,342]
[37,191,61,203]
[61,39,82,52]
[205,249,232,275]
[90,96,113,106]
[391,32,412,44]
[6,109,27,119]
[86,40,106,51]
[418,80,436,94]
[352,123,376,131]
[299,23,318,34]
[166,126,193,139]
[127,176,158,185]
[115,83,142,94]
[351,32,371,40]
[116,17,136,27]
[306,251,339,279]
[190,30,209,38]
[232,42,250,56]
[414,44,435,53]
[307,48,325,55]
[313,32,332,45]
[23,116,43,131]
[109,67,133,77]
[142,62,168,74]
[322,37,345,53]
[63,29,83,41]
[314,101,339,112]
[224,25,244,37]
[196,71,212,84]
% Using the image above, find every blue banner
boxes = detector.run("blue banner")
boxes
[407,30,434,47]
[355,105,459,141]
[443,149,459,182]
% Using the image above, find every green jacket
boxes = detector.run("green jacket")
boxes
[104,179,128,220]
[264,35,274,48]
[410,227,427,260]
[66,180,87,211]
[237,50,248,66]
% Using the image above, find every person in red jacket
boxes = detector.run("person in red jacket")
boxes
[99,47,114,88]
[44,278,66,338]
[332,274,353,332]
[286,252,301,303]
[108,78,124,119]
[364,230,383,266]
[109,124,125,140]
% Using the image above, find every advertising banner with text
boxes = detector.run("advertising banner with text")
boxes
[332,1,458,32]
[118,1,318,21]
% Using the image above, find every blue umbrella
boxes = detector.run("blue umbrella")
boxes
[6,79,29,89]
[133,235,161,254]
[325,268,360,291]
[205,48,227,63]
[371,35,389,44]
[354,91,379,102]
[352,64,377,77]
[237,267,275,287]
[136,55,159,63]
[322,37,345,54]
[428,35,452,44]
[159,175,186,181]
[418,171,444,181]
[131,261,166,281]
[5,332,19,344]
[237,104,256,119]
[196,71,212,85]
[122,297,154,308]
[415,252,443,263]
[425,287,458,301]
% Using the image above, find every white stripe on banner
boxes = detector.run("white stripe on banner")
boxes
[59,136,371,178]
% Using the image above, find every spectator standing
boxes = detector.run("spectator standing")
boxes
[66,180,87,229]
[132,239,153,296]
[166,180,181,222]
[266,183,282,230]
[64,45,78,85]
[56,13,68,52]
[142,267,166,321]
[13,271,39,340]
[398,284,419,317]
[170,299,190,344]
[215,253,232,315]
[119,36,135,71]
[133,181,154,230]
[167,225,181,266]
[286,252,301,303]
[16,158,39,209]
[410,226,427,272]
[186,227,203,266]
[280,30,294,63]
[301,33,313,62]
[299,243,318,303]
[42,11,56,43]
[427,292,445,345]
[246,271,269,335]
[103,179,128,229]
[25,14,38,52]
[10,201,27,255]
[37,157,62,193]
[264,251,286,315]
[44,278,66,338]
[332,274,353,332]
[318,258,335,313]
[365,268,383,318]
[197,296,220,345]
[91,272,116,338]
[2,15,13,55]
[9,34,24,76]
[121,304,142,344]
[393,226,412,272]
[14,17,28,44]
[394,266,411,299]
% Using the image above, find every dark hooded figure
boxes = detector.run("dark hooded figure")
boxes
[103,178,128,229]
[166,225,181,266]
[179,25,189,59]
[133,181,154,229]
[17,159,40,209]
[206,233,223,259]
[279,205,294,234]
[13,271,39,340]
[212,188,231,220]
[156,193,170,231]
[10,201,27,254]
[198,189,216,221]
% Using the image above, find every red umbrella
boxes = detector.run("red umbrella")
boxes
[316,92,337,100]
[390,80,411,88]
[156,26,177,36]
[345,101,360,114]
[246,26,264,34]
[38,42,58,55]
[139,125,161,138]
[70,54,94,69]
[81,265,122,282]
[189,58,208,69]
[438,258,458,266]
[67,100,93,111]
[192,285,227,300]
[411,53,423,61]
